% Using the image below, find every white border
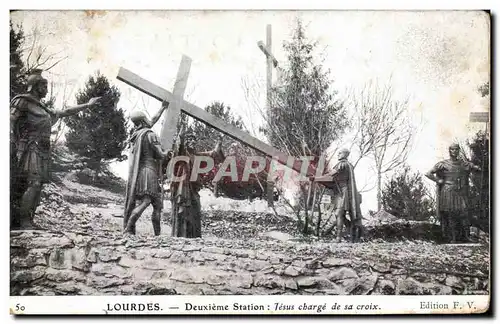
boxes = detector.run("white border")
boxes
[9,295,491,315]
[3,0,497,322]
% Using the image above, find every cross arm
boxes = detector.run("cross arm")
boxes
[117,67,316,177]
[257,41,279,68]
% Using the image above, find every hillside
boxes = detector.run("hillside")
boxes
[10,173,490,296]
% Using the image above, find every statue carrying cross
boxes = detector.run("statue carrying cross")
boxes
[117,54,318,238]
[121,55,191,236]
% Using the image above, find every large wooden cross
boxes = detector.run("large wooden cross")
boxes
[117,55,316,177]
[160,55,191,150]
[257,24,280,206]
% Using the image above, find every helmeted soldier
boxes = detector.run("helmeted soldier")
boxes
[123,108,171,235]
[10,69,100,230]
[311,148,363,243]
[425,143,481,243]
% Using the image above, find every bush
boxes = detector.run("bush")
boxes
[381,165,435,221]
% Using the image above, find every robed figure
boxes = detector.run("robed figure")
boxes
[312,148,362,243]
[10,69,100,230]
[123,105,170,235]
[170,131,224,238]
[425,143,481,243]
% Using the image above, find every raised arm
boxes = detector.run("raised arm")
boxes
[149,101,169,127]
[197,140,225,164]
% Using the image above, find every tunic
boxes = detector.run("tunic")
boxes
[318,159,362,221]
[135,131,162,199]
[123,127,163,222]
[330,161,352,211]
[430,159,475,213]
[11,94,56,184]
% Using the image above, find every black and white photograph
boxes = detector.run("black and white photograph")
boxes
[8,8,491,315]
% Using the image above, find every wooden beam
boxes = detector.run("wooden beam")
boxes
[117,67,317,176]
[160,55,192,150]
[257,41,279,68]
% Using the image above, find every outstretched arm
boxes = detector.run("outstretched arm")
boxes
[312,172,336,182]
[54,97,101,118]
[150,101,169,127]
[310,162,342,182]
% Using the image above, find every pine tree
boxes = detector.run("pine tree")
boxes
[10,20,27,99]
[381,166,435,221]
[266,19,348,233]
[267,19,347,158]
[467,130,489,232]
[65,71,127,176]
[467,81,490,232]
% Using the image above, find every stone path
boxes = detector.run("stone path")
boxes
[10,176,490,296]
[11,230,489,296]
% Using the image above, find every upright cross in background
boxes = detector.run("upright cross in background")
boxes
[258,24,280,207]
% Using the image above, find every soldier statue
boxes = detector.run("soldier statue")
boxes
[311,148,363,243]
[425,143,481,243]
[10,69,101,230]
[123,103,171,236]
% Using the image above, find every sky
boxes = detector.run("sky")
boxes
[10,10,490,213]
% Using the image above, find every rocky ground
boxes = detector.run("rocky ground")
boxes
[10,173,490,296]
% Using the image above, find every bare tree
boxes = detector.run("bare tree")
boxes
[349,79,417,211]
[19,24,70,145]
[22,26,68,74]
[240,74,266,139]
[50,79,78,147]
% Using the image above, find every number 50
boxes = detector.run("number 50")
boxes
[15,304,26,311]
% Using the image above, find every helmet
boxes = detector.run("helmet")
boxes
[129,110,151,126]
[26,69,47,92]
